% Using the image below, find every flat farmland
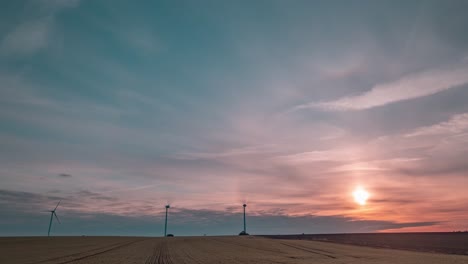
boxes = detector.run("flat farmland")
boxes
[263,232,468,255]
[1,236,468,264]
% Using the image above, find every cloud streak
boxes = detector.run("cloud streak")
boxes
[405,113,468,137]
[295,64,468,111]
[0,0,80,56]
[0,19,51,55]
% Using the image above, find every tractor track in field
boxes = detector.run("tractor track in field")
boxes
[145,240,173,264]
[29,238,147,264]
[209,237,283,254]
[188,238,244,264]
[177,240,203,264]
[280,242,337,259]
[179,250,203,264]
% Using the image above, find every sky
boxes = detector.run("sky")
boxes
[1,0,468,236]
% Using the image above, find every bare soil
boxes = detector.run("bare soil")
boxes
[1,236,467,263]
[262,232,468,255]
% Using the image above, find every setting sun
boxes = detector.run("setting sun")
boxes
[353,187,370,206]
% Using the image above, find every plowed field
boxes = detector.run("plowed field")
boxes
[1,236,467,263]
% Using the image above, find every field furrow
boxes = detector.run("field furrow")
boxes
[145,240,173,264]
[280,242,337,259]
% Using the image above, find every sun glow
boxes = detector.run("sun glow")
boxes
[353,187,369,206]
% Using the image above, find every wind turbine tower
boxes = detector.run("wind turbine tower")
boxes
[243,203,247,234]
[47,201,61,237]
[164,204,170,237]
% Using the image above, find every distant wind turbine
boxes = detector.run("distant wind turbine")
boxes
[243,203,247,233]
[164,204,170,237]
[239,203,249,235]
[47,201,61,237]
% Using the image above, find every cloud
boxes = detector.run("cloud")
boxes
[40,0,80,9]
[58,173,72,178]
[274,149,357,164]
[0,0,80,56]
[174,145,280,160]
[295,64,468,111]
[118,28,163,55]
[0,189,63,214]
[76,190,117,201]
[0,19,52,55]
[405,113,468,137]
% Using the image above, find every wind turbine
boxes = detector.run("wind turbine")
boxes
[164,204,170,237]
[243,203,247,234]
[47,201,61,237]
[239,203,249,235]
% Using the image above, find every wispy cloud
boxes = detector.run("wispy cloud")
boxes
[274,149,357,164]
[405,113,468,137]
[40,0,80,9]
[117,28,163,55]
[0,0,80,56]
[174,145,280,160]
[0,19,52,55]
[294,64,468,111]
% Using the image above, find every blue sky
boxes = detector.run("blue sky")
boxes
[1,0,468,236]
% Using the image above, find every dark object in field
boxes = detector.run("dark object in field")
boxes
[239,231,249,236]
[166,234,174,237]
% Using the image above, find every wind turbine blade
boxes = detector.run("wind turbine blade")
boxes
[54,200,61,210]
[54,212,61,224]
